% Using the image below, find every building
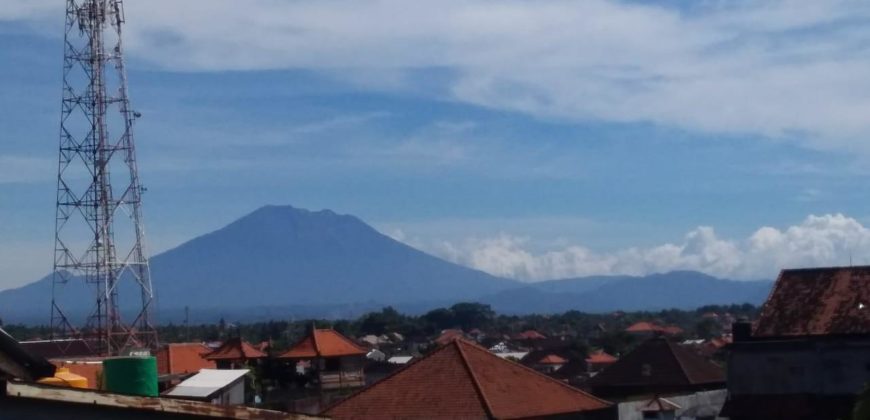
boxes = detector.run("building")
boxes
[585,350,619,374]
[280,328,367,390]
[205,338,267,369]
[588,337,726,420]
[721,266,870,420]
[164,369,250,406]
[156,343,217,375]
[323,338,613,419]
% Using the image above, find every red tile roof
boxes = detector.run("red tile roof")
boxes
[660,326,684,336]
[625,321,661,333]
[280,329,367,359]
[204,338,267,361]
[434,329,465,347]
[754,266,870,337]
[514,330,547,340]
[156,343,216,375]
[585,350,618,364]
[537,354,567,365]
[588,338,724,391]
[323,339,611,419]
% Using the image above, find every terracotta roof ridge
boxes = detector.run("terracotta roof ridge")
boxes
[312,328,321,357]
[321,337,460,416]
[455,338,612,408]
[755,269,787,333]
[454,339,496,419]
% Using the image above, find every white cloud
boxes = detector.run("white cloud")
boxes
[9,1,870,153]
[417,214,870,281]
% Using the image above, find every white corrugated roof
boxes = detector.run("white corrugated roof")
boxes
[165,369,249,398]
[387,356,413,364]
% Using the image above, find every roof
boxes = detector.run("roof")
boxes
[4,380,316,419]
[754,266,870,337]
[280,329,367,359]
[514,330,547,340]
[164,369,249,400]
[641,396,681,412]
[585,350,618,364]
[156,343,216,375]
[625,321,661,333]
[323,339,610,419]
[435,329,464,346]
[204,338,267,361]
[387,356,413,364]
[0,327,56,380]
[18,338,96,359]
[537,354,568,365]
[588,338,724,390]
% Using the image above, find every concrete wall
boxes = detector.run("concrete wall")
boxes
[728,339,870,396]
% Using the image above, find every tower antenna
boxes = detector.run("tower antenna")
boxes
[51,0,157,356]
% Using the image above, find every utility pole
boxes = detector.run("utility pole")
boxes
[51,0,157,356]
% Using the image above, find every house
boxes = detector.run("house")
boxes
[721,266,870,420]
[387,355,413,365]
[513,329,547,341]
[587,337,726,420]
[434,329,465,346]
[585,350,618,373]
[156,342,216,375]
[204,338,267,369]
[533,353,567,373]
[163,369,249,406]
[280,328,367,390]
[322,338,613,419]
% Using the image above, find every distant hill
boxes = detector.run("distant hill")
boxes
[481,271,772,314]
[0,205,773,323]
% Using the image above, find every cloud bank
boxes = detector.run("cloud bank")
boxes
[7,1,870,152]
[420,214,870,281]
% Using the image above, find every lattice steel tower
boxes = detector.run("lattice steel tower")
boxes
[51,0,157,356]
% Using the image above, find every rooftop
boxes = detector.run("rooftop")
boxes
[156,343,216,375]
[280,329,367,359]
[754,265,870,337]
[164,369,249,400]
[323,338,610,419]
[204,338,267,361]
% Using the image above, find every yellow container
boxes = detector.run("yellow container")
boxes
[37,367,89,389]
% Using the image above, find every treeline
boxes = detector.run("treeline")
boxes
[1,302,758,355]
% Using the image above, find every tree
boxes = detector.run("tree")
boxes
[450,302,495,331]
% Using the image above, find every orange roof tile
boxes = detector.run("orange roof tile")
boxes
[755,266,870,337]
[280,329,366,359]
[323,339,611,419]
[156,343,216,375]
[514,330,547,340]
[661,326,684,336]
[204,338,266,361]
[585,350,618,364]
[434,329,464,347]
[625,321,661,333]
[537,354,568,365]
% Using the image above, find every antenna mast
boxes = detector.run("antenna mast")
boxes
[51,0,157,356]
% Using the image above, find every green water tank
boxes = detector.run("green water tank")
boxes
[102,356,158,397]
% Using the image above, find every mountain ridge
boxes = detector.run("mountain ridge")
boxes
[0,205,772,323]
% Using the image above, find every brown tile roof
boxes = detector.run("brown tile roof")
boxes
[754,266,870,337]
[280,329,367,359]
[156,343,216,375]
[323,339,611,419]
[203,338,267,361]
[588,338,724,390]
[434,329,465,346]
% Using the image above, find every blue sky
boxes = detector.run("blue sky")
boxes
[3,0,870,287]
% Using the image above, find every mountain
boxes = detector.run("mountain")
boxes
[481,271,773,314]
[0,205,517,323]
[0,205,773,324]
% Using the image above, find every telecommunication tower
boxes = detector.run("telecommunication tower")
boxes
[51,0,157,356]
